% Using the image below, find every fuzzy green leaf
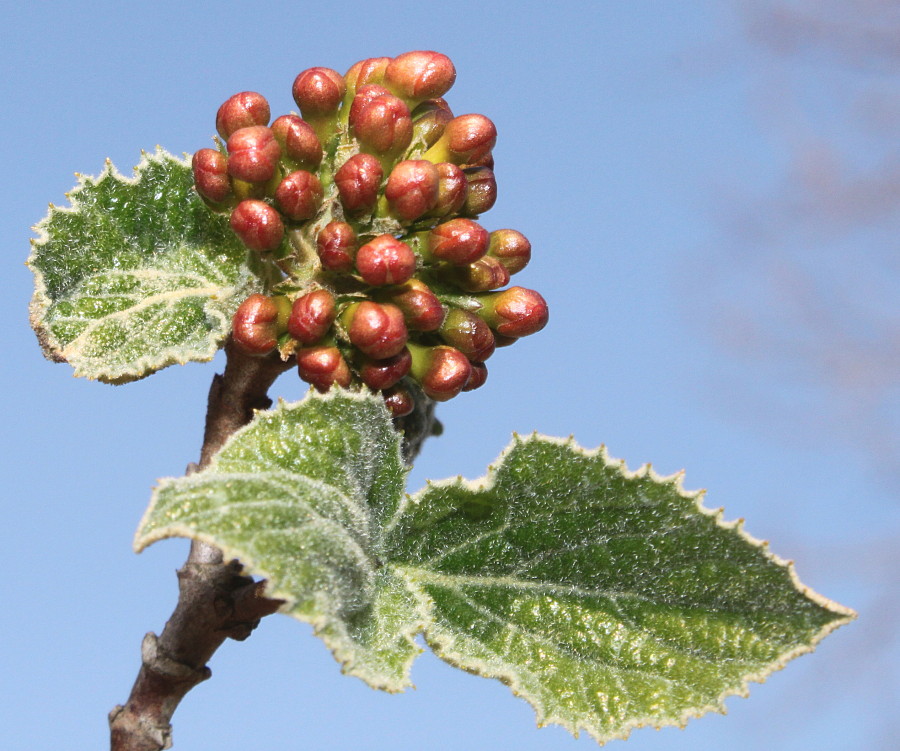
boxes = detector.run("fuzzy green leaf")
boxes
[136,391,854,743]
[28,149,263,383]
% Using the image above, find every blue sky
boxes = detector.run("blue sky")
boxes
[2,1,897,749]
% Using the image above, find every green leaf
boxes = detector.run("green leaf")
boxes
[28,149,263,383]
[135,391,854,743]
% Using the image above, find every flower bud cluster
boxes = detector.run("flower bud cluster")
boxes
[195,51,548,414]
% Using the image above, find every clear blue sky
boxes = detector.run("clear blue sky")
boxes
[2,1,897,749]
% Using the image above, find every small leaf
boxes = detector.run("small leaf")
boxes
[28,149,263,383]
[136,390,423,691]
[389,435,855,743]
[135,393,854,743]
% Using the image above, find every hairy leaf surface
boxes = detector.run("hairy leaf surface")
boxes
[136,391,854,743]
[28,149,262,382]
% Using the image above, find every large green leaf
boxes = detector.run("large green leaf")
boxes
[136,391,854,743]
[28,149,263,383]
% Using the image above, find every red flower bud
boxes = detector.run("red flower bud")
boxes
[427,218,489,265]
[382,384,415,417]
[348,84,390,128]
[384,278,445,331]
[287,289,336,344]
[385,51,457,103]
[384,160,439,221]
[316,221,358,272]
[359,347,412,390]
[352,94,413,156]
[343,301,408,359]
[431,162,467,216]
[408,343,472,402]
[452,255,511,292]
[477,286,549,338]
[411,100,454,150]
[229,200,284,252]
[271,114,322,170]
[275,170,323,221]
[423,114,496,165]
[216,91,270,140]
[296,345,352,392]
[226,126,282,184]
[488,229,531,274]
[356,235,416,286]
[292,67,345,120]
[335,153,383,214]
[232,293,281,355]
[463,152,495,170]
[344,57,391,95]
[462,166,497,216]
[439,308,495,362]
[192,148,231,205]
[463,362,488,391]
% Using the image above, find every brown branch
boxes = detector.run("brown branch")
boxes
[109,341,439,750]
[109,340,292,751]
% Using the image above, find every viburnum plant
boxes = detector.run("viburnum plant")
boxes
[28,51,853,750]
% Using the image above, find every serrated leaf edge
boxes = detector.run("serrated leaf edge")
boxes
[400,432,856,745]
[134,388,422,691]
[27,147,241,383]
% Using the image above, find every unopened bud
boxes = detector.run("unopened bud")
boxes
[463,362,488,391]
[426,218,489,265]
[335,153,383,214]
[385,51,456,104]
[384,160,439,221]
[359,347,412,390]
[230,200,284,252]
[451,255,510,292]
[232,293,282,355]
[411,100,454,150]
[463,152,495,170]
[423,114,496,165]
[432,162,467,216]
[316,221,358,272]
[344,57,391,96]
[226,126,282,184]
[348,84,390,128]
[292,67,345,120]
[342,301,408,359]
[271,115,322,171]
[192,148,231,205]
[275,170,323,221]
[382,383,415,417]
[439,308,495,362]
[287,289,336,344]
[477,286,549,338]
[351,94,413,157]
[384,278,445,331]
[488,229,531,274]
[296,345,352,392]
[356,235,416,286]
[216,91,270,140]
[408,343,472,402]
[461,166,497,216]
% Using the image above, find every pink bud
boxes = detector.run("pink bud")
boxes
[229,200,284,252]
[428,218,489,265]
[316,221,358,272]
[385,51,456,103]
[432,162,467,216]
[335,153,383,214]
[356,235,416,286]
[488,229,531,274]
[216,91,270,139]
[192,148,231,204]
[359,348,412,390]
[287,289,336,344]
[352,94,413,156]
[226,126,282,184]
[385,279,445,331]
[452,255,511,292]
[463,362,488,391]
[385,160,439,221]
[439,308,496,362]
[444,114,496,163]
[343,301,408,359]
[462,166,497,216]
[344,57,391,94]
[271,115,322,170]
[409,344,472,402]
[292,67,345,119]
[296,346,352,392]
[382,383,414,417]
[348,84,390,128]
[478,286,549,338]
[275,170,323,221]
[232,294,280,355]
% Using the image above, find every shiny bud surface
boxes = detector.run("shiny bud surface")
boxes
[385,51,456,103]
[439,308,495,362]
[275,170,323,221]
[462,166,497,216]
[359,348,412,390]
[216,91,270,139]
[428,218,489,265]
[409,343,472,401]
[335,153,383,214]
[343,301,408,359]
[382,384,415,417]
[292,67,345,119]
[229,200,284,252]
[478,286,549,337]
[287,289,336,344]
[385,160,439,221]
[453,255,511,292]
[296,345,352,392]
[463,362,488,391]
[356,235,416,286]
[352,94,413,156]
[316,221,358,272]
[488,229,531,274]
[271,115,322,170]
[226,126,281,184]
[232,294,280,355]
[385,278,445,331]
[192,148,231,204]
